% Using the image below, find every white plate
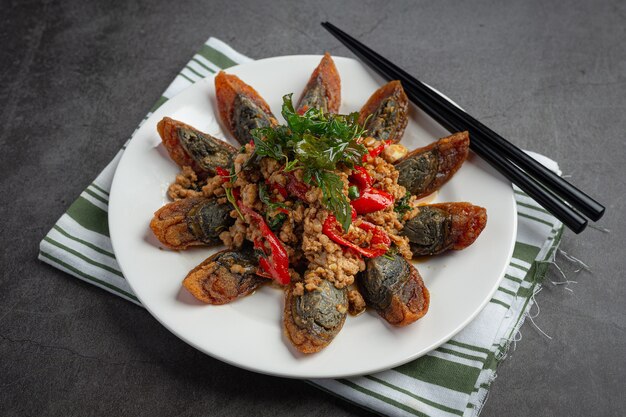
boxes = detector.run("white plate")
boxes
[109,55,517,379]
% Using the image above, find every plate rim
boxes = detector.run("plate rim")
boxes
[109,54,518,379]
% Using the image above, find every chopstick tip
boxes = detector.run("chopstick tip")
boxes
[592,205,606,221]
[573,220,588,234]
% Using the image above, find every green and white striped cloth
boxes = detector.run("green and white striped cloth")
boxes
[38,37,564,417]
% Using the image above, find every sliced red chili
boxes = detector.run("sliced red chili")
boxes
[355,219,391,257]
[241,205,290,285]
[348,166,394,214]
[285,172,309,200]
[215,166,230,182]
[350,188,394,214]
[349,166,373,191]
[363,139,392,161]
[322,214,390,258]
[268,180,288,199]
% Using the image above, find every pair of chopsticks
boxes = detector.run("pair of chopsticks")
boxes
[321,22,605,234]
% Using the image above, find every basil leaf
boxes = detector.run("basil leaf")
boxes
[258,183,287,210]
[394,192,412,215]
[267,212,287,231]
[249,94,367,231]
[309,170,352,231]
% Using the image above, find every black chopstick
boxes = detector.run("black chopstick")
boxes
[321,22,604,223]
[321,22,586,233]
[322,21,605,234]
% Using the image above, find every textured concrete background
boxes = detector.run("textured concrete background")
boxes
[1,0,624,416]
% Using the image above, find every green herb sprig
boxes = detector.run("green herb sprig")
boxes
[251,94,367,231]
[382,245,399,260]
[258,183,287,211]
[225,187,244,221]
[394,191,412,216]
[258,183,290,231]
[267,212,287,231]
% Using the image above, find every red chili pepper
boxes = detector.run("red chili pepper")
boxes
[276,207,290,215]
[285,172,309,200]
[215,166,230,183]
[253,238,277,281]
[232,188,241,200]
[297,105,309,115]
[363,140,392,161]
[355,219,391,256]
[349,166,374,191]
[322,214,390,258]
[268,180,288,199]
[351,188,394,214]
[241,205,290,285]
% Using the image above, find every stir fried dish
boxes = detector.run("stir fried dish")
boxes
[149,53,487,354]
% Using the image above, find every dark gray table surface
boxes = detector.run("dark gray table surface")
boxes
[2,0,624,416]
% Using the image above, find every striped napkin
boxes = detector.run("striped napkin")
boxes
[39,37,564,417]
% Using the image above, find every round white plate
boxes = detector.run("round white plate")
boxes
[109,55,517,379]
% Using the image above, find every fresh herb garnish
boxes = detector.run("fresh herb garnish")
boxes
[252,94,367,230]
[225,186,244,221]
[258,183,287,210]
[305,169,353,231]
[394,191,412,216]
[383,245,399,260]
[267,212,287,231]
[283,157,300,172]
[258,183,289,230]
